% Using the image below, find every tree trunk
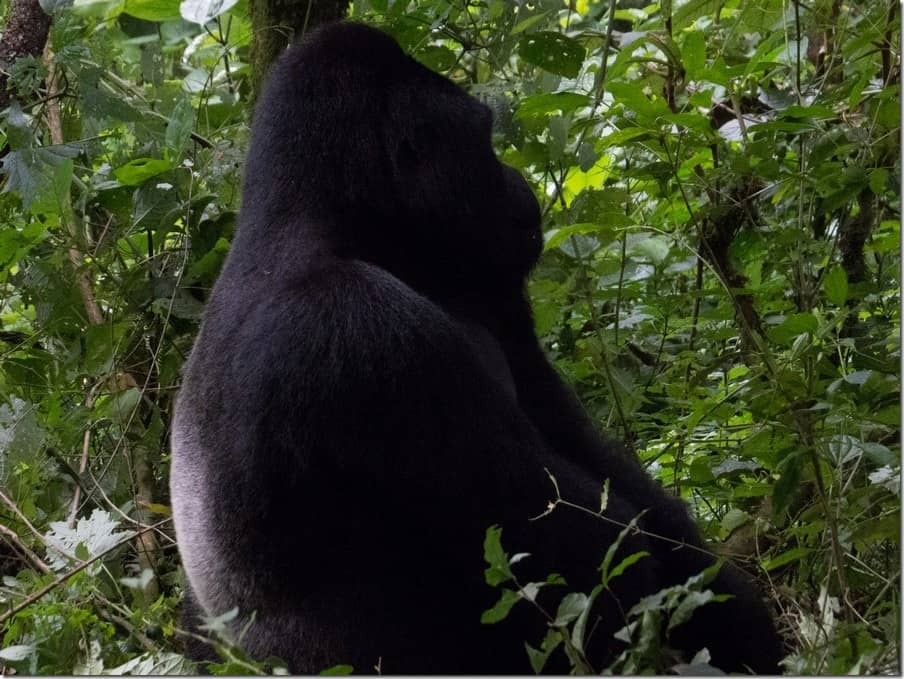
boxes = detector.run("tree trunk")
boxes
[250,0,349,102]
[0,0,51,110]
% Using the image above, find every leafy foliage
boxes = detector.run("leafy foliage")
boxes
[0,0,897,673]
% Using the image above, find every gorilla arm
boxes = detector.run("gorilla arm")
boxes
[495,314,783,673]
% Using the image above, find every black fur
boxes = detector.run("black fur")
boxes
[171,21,782,674]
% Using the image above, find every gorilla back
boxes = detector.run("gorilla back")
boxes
[171,21,782,674]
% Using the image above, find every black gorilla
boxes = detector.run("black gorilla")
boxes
[171,21,781,674]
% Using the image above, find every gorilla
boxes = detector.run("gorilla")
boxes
[170,21,782,674]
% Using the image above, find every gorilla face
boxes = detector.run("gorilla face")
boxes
[238,22,542,295]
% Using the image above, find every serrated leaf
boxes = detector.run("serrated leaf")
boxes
[518,32,585,78]
[79,67,140,121]
[107,652,192,675]
[45,509,134,572]
[1,148,74,212]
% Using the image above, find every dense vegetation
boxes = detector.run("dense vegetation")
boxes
[0,0,898,673]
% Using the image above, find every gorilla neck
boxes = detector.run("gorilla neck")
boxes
[230,210,526,316]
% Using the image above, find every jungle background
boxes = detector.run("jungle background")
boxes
[0,0,898,673]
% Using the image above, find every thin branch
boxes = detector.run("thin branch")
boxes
[0,522,164,625]
[0,522,50,574]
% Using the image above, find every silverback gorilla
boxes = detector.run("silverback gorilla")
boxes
[171,21,782,674]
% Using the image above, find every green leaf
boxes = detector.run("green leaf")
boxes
[518,32,585,78]
[823,267,848,306]
[416,46,457,72]
[5,101,32,150]
[481,588,521,624]
[107,653,193,674]
[720,508,750,533]
[180,0,239,24]
[762,546,811,571]
[570,584,602,654]
[1,149,74,213]
[596,127,652,150]
[682,31,705,79]
[607,82,670,120]
[511,11,550,34]
[96,387,142,423]
[39,0,72,11]
[483,525,513,586]
[767,313,818,345]
[869,168,889,194]
[78,67,140,121]
[165,98,196,162]
[515,92,589,120]
[668,589,715,632]
[645,32,683,71]
[72,0,125,17]
[600,513,646,586]
[544,223,612,251]
[672,0,719,29]
[630,235,670,263]
[123,0,181,20]
[0,645,33,662]
[525,642,550,674]
[320,665,354,675]
[607,550,649,582]
[553,592,588,626]
[525,629,562,674]
[113,158,172,186]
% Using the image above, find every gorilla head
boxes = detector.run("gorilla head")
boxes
[237,22,542,297]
